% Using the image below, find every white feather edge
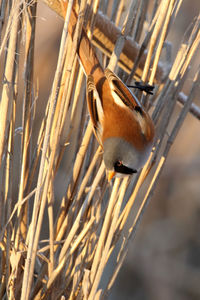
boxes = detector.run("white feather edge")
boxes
[86,75,104,137]
[110,88,127,108]
[105,70,147,136]
[105,68,142,108]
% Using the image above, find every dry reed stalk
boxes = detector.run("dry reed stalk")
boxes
[0,1,20,168]
[0,1,21,298]
[20,2,75,298]
[0,0,199,299]
[15,0,37,248]
[108,0,138,71]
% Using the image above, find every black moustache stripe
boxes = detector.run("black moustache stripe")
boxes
[114,163,137,175]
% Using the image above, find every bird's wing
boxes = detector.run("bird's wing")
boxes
[105,68,155,138]
[104,68,143,111]
[86,75,104,146]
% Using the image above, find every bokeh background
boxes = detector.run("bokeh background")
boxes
[13,0,200,299]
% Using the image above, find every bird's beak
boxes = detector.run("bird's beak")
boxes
[108,170,116,182]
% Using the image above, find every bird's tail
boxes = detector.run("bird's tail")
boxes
[68,7,104,83]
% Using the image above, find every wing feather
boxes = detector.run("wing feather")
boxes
[104,68,154,138]
[104,68,142,110]
[86,75,104,146]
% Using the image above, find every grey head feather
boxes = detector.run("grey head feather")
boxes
[103,137,148,172]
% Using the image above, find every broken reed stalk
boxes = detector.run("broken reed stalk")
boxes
[0,0,199,299]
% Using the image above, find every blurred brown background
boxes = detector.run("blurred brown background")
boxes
[26,0,200,299]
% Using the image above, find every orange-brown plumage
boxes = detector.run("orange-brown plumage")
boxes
[98,79,154,151]
[68,7,155,179]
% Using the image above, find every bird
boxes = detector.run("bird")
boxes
[68,8,155,181]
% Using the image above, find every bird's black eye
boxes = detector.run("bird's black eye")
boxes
[114,161,137,175]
